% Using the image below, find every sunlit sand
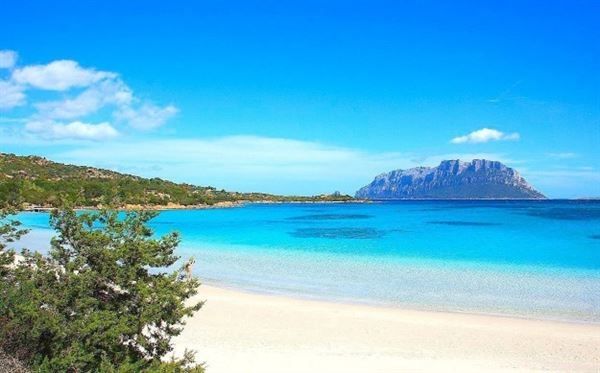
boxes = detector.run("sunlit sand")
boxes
[174,285,600,373]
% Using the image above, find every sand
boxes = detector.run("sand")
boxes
[172,285,600,372]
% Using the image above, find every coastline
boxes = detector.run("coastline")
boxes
[21,198,597,213]
[197,275,600,326]
[22,199,368,212]
[173,284,600,373]
[23,201,245,212]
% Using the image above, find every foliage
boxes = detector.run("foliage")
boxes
[0,208,204,372]
[0,153,355,208]
[0,208,28,277]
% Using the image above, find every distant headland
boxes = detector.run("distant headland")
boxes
[356,159,546,200]
[0,153,354,209]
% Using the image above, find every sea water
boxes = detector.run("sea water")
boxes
[14,200,600,323]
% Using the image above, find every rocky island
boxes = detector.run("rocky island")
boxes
[356,159,546,199]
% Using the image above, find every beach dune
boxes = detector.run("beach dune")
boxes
[173,285,600,372]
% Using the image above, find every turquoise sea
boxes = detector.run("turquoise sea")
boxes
[15,200,600,323]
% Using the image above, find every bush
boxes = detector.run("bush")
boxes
[0,208,204,372]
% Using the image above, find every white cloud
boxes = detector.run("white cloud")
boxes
[0,80,26,109]
[546,152,578,159]
[25,120,119,141]
[115,103,178,130]
[525,169,600,198]
[0,117,26,124]
[55,136,408,194]
[0,50,18,69]
[2,52,177,139]
[35,78,133,119]
[451,128,520,144]
[12,60,115,91]
[53,136,514,195]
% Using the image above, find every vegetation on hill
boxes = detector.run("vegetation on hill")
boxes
[0,153,354,208]
[0,208,204,372]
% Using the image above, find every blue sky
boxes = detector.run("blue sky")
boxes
[1,1,599,197]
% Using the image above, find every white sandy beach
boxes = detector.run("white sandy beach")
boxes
[173,285,600,373]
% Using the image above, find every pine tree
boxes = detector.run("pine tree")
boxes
[0,208,204,372]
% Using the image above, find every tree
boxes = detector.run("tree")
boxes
[0,208,204,372]
[0,207,30,371]
[0,208,27,278]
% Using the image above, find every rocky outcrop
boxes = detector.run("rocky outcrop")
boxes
[356,159,546,199]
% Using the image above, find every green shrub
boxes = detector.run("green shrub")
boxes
[0,208,204,372]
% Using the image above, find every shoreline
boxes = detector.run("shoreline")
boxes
[22,199,368,212]
[199,278,600,326]
[173,284,600,372]
[21,198,598,213]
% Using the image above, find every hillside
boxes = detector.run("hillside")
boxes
[356,159,546,199]
[0,153,353,208]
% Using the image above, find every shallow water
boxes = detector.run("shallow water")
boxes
[15,200,600,323]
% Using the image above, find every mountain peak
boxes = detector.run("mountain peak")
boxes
[356,159,545,199]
